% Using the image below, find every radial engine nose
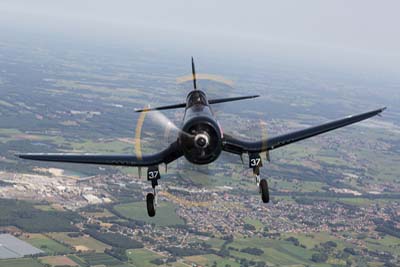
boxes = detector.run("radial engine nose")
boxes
[194,133,210,149]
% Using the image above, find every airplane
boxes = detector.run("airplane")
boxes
[18,58,386,217]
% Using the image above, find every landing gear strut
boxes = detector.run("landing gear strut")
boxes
[146,166,160,217]
[249,153,270,203]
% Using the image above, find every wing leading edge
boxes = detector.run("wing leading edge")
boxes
[222,107,386,154]
[17,141,182,167]
[134,95,259,112]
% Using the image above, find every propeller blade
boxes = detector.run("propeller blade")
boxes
[148,110,180,132]
[147,110,193,138]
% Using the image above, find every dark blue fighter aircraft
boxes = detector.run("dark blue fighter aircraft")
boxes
[18,58,386,216]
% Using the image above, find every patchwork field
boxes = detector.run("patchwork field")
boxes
[0,258,44,267]
[0,28,399,267]
[114,201,185,227]
[49,232,110,252]
[206,237,322,267]
[126,248,189,267]
[66,255,88,267]
[185,254,240,267]
[40,256,78,266]
[79,253,123,266]
[21,233,73,255]
[84,208,115,218]
[126,248,165,267]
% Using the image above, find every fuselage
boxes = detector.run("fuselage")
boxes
[178,90,223,164]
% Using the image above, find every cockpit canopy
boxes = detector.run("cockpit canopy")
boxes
[187,90,208,107]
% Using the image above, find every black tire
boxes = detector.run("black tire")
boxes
[259,179,270,203]
[146,193,156,217]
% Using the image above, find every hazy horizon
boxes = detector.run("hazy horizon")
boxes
[0,0,399,75]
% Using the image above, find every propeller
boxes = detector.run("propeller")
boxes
[133,57,267,163]
[134,107,193,159]
[147,109,194,138]
[147,109,180,134]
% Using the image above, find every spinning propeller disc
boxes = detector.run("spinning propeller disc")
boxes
[176,73,234,87]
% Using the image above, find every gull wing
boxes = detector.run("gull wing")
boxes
[18,141,182,167]
[222,107,386,154]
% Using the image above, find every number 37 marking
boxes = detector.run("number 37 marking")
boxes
[148,171,159,179]
[250,158,261,167]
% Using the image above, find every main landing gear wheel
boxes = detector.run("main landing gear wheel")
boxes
[146,193,156,217]
[259,179,270,203]
[146,166,160,217]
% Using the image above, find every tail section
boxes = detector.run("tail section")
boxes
[134,57,259,112]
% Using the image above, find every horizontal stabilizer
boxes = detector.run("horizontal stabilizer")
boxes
[135,103,186,112]
[135,95,259,112]
[208,95,259,104]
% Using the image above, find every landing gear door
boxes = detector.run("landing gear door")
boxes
[249,153,263,169]
[147,166,160,180]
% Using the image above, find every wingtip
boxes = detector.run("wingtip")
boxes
[134,107,151,113]
[376,106,387,116]
[15,153,29,159]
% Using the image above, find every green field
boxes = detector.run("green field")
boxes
[201,235,333,266]
[114,201,185,227]
[243,218,264,231]
[67,255,89,267]
[226,237,318,266]
[23,234,73,255]
[281,232,349,250]
[39,256,79,267]
[0,128,21,135]
[185,254,240,267]
[80,253,122,266]
[0,199,79,233]
[353,233,400,255]
[49,232,110,252]
[33,204,57,211]
[204,237,226,249]
[0,258,44,267]
[127,248,165,267]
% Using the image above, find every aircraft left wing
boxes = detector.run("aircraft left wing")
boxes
[222,107,386,155]
[17,141,183,167]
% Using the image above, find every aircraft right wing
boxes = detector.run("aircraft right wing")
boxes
[17,140,183,167]
[222,107,386,155]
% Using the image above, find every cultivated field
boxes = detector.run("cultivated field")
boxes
[49,232,110,253]
[114,201,185,227]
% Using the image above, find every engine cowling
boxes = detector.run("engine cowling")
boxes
[179,117,222,164]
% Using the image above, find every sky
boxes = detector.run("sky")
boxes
[0,0,399,70]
